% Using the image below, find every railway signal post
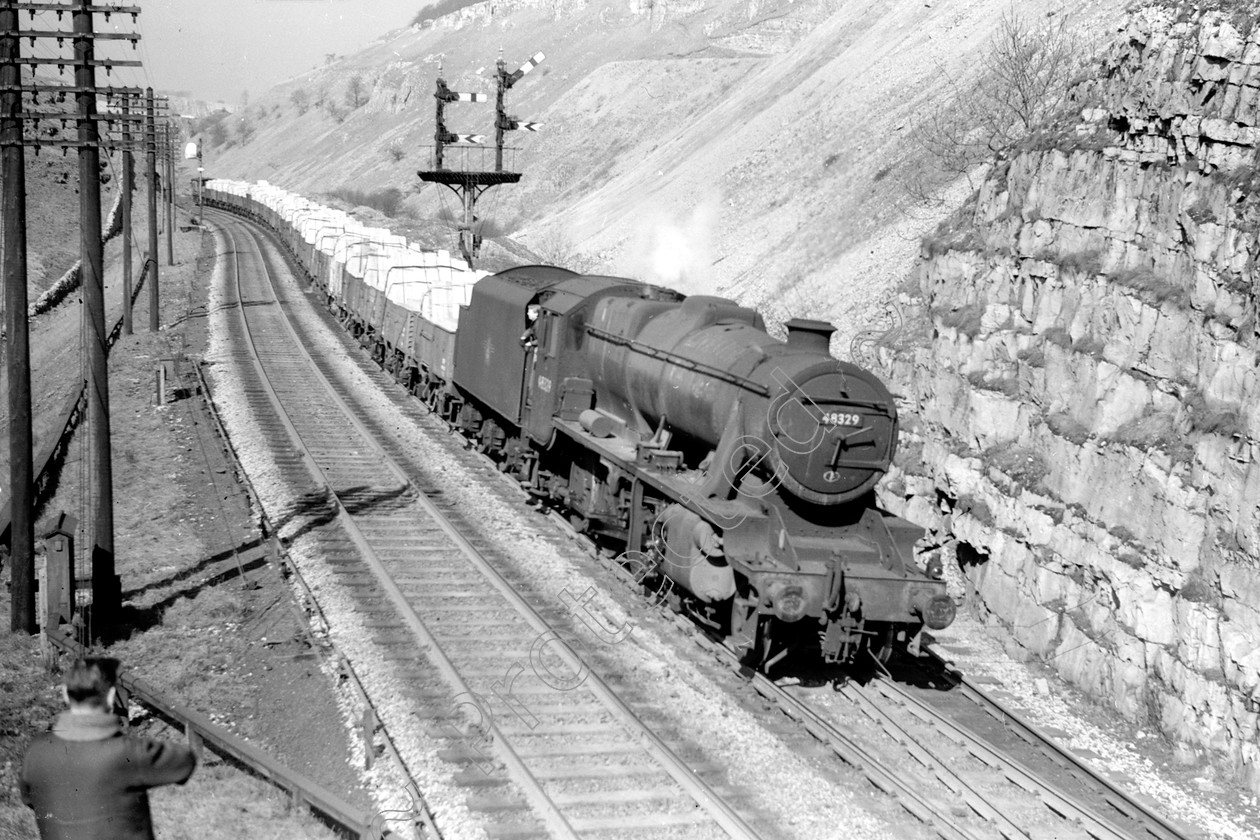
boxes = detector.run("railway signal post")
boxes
[494,51,544,172]
[418,52,544,266]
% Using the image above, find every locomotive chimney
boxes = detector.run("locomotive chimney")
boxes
[784,318,836,355]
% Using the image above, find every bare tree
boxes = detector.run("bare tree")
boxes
[527,228,602,273]
[908,11,1092,202]
[345,74,367,109]
[290,88,310,115]
[206,118,227,147]
[237,111,255,144]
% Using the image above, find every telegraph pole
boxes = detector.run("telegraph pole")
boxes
[195,141,203,214]
[74,0,120,635]
[163,121,173,265]
[145,86,158,330]
[3,0,35,633]
[121,94,133,335]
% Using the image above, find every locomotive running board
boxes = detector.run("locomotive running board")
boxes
[553,419,749,526]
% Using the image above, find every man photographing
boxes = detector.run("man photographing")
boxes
[20,657,197,840]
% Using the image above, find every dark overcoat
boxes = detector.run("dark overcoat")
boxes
[20,710,197,840]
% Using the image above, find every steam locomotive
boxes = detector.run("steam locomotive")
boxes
[203,179,955,669]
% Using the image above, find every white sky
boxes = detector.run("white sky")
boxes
[88,0,423,103]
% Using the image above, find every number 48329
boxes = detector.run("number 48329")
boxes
[821,411,861,427]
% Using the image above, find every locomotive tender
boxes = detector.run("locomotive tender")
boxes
[204,179,955,667]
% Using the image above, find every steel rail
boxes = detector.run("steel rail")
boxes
[611,568,1164,840]
[833,679,1032,839]
[850,676,1144,840]
[584,530,1151,840]
[190,266,442,840]
[216,210,764,839]
[643,611,982,840]
[219,218,580,840]
[925,644,1191,840]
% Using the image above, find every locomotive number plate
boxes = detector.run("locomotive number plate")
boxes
[821,411,861,427]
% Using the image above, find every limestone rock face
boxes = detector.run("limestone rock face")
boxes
[882,7,1260,792]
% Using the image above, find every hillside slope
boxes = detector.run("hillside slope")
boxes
[207,0,1126,349]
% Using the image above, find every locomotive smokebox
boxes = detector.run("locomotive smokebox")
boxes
[783,318,835,355]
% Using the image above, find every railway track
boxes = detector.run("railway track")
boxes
[643,603,1195,840]
[204,208,767,839]
[910,645,1194,840]
[830,677,1136,840]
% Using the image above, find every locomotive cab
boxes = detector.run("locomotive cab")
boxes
[520,276,682,448]
[452,265,577,430]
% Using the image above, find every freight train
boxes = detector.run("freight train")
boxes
[203,179,956,669]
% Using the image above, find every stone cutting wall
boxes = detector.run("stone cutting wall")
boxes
[881,6,1260,791]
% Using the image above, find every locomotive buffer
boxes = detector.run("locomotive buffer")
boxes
[418,52,543,266]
